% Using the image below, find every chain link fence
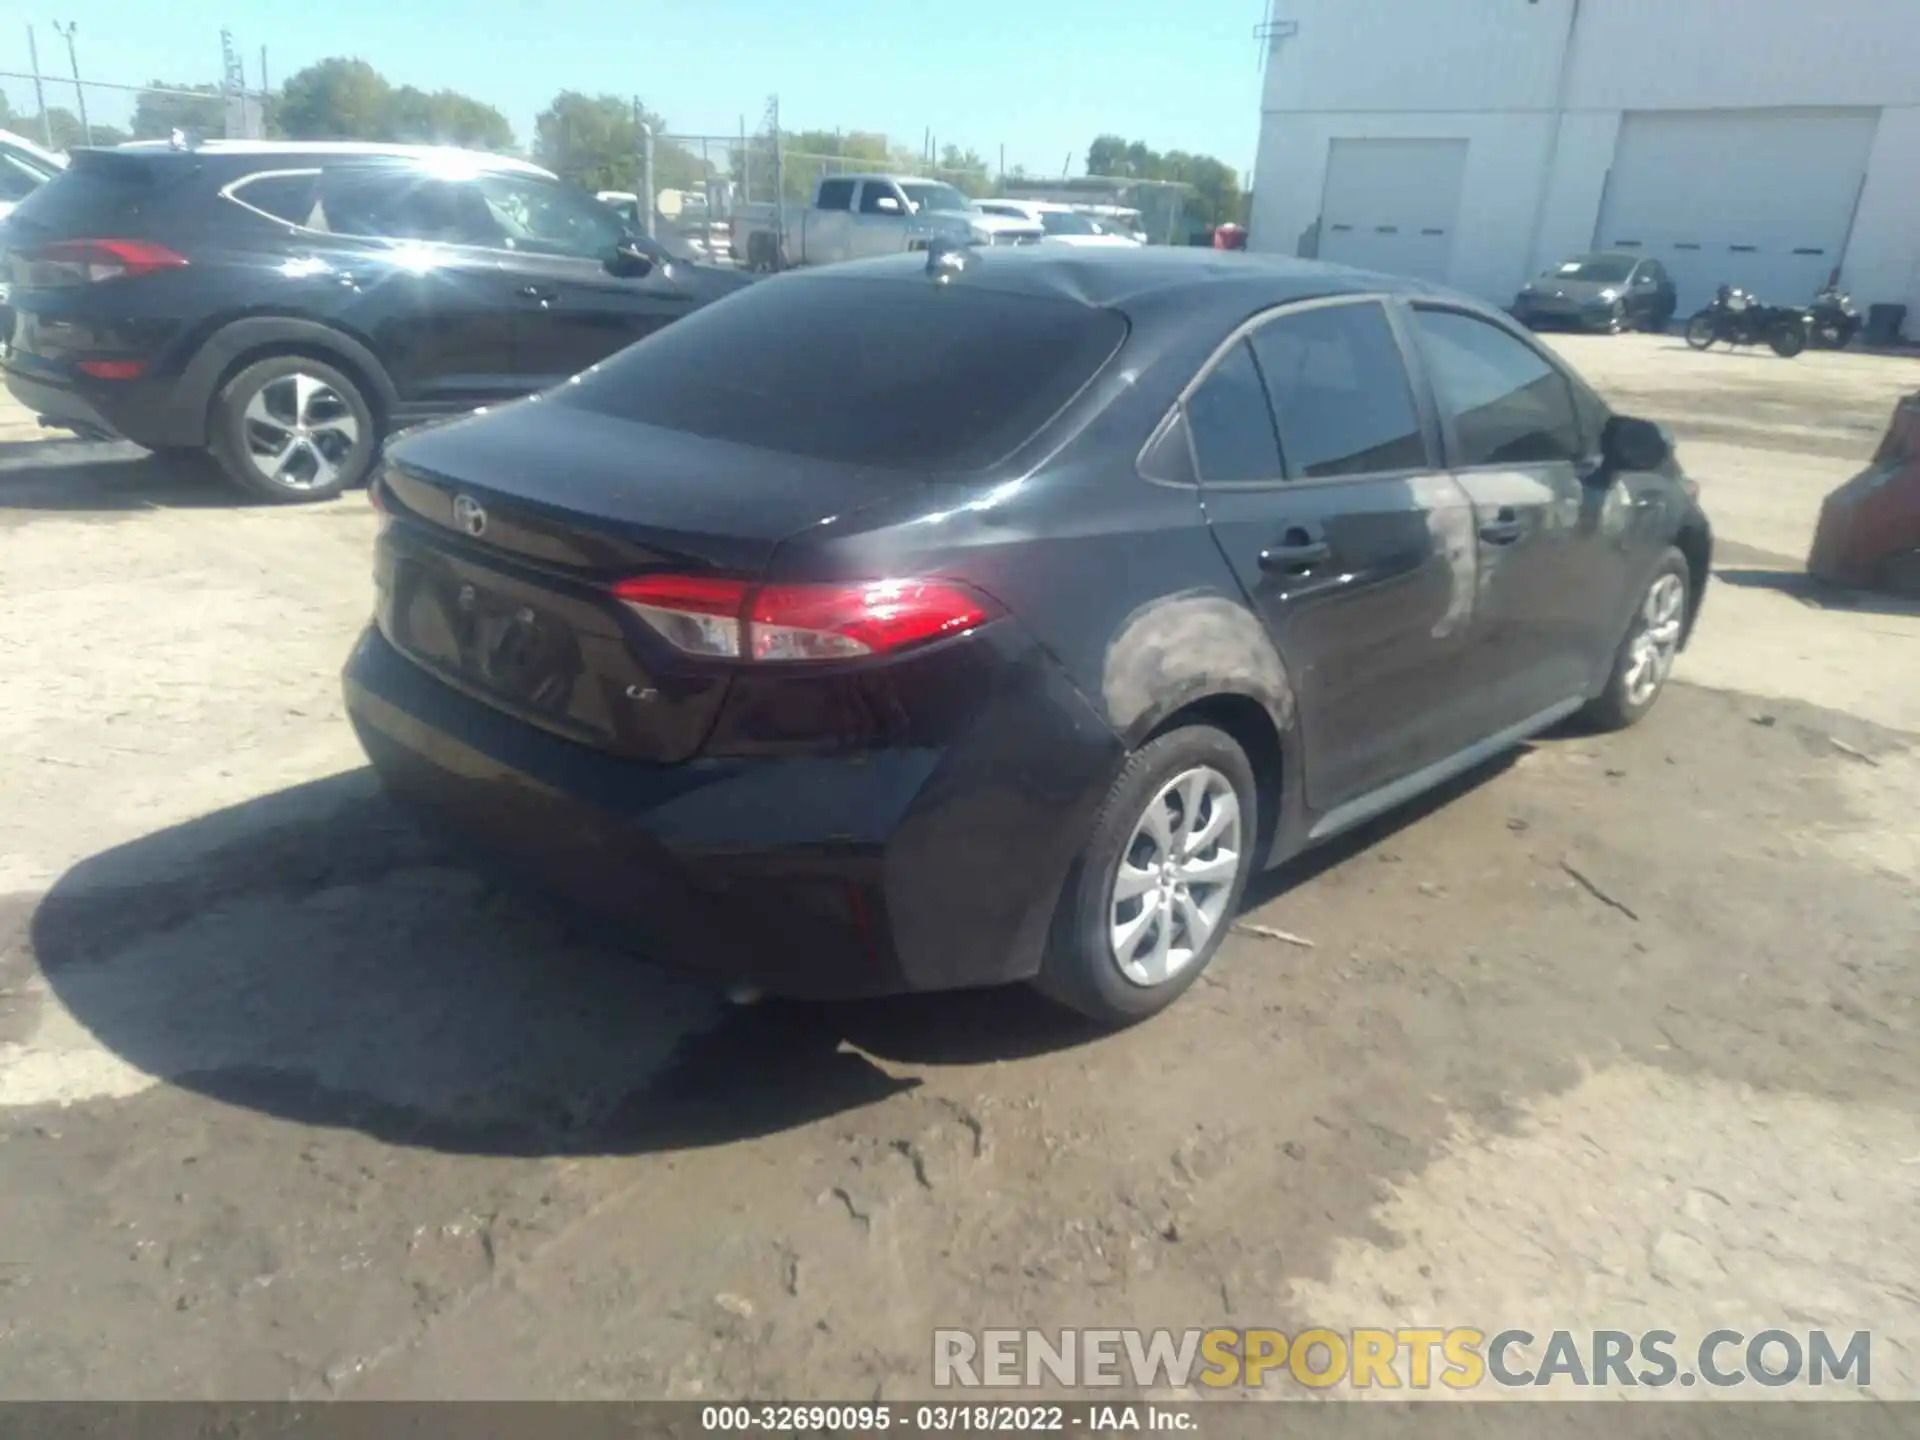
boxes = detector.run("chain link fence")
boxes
[640,117,1003,268]
[2,70,266,151]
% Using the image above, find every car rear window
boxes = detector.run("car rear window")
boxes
[552,273,1128,470]
[3,150,192,242]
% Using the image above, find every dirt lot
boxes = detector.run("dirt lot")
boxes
[1,335,1917,1403]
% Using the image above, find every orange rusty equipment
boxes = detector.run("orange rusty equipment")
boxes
[1807,391,1920,595]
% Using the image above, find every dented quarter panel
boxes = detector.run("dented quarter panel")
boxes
[1100,591,1296,744]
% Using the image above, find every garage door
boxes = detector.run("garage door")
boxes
[1594,109,1878,318]
[1318,138,1468,284]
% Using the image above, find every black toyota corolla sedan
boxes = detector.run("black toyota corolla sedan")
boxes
[343,246,1711,1023]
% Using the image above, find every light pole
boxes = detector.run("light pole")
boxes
[51,20,90,146]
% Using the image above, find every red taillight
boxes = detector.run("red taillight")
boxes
[749,580,999,661]
[21,238,189,286]
[611,575,1001,663]
[76,359,146,380]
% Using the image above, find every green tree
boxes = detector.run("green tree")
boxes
[277,58,392,140]
[534,91,703,197]
[386,85,513,149]
[24,107,127,149]
[130,82,226,140]
[1085,133,1245,230]
[270,58,512,150]
[937,143,991,197]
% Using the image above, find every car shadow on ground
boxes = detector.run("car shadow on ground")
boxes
[27,747,1522,1161]
[1715,565,1920,618]
[0,442,245,512]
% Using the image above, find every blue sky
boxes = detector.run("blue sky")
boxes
[6,1,1267,180]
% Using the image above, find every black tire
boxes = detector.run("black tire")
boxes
[1683,311,1717,350]
[1581,547,1690,732]
[1767,320,1807,359]
[209,354,377,504]
[1033,723,1258,1025]
[1603,300,1628,335]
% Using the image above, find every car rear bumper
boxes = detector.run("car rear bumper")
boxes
[342,624,1125,999]
[2,359,198,447]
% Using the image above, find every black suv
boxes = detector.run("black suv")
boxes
[2,141,749,501]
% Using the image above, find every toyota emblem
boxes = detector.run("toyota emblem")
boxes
[452,494,488,537]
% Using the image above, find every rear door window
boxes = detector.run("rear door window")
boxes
[815,179,855,211]
[554,274,1127,470]
[1248,301,1427,479]
[1185,341,1282,483]
[226,170,321,226]
[316,165,492,245]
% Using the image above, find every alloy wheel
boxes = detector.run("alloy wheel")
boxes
[241,372,361,492]
[1624,573,1685,707]
[1108,765,1243,987]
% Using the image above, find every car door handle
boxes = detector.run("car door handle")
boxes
[1478,508,1525,545]
[1258,529,1332,573]
[517,284,558,303]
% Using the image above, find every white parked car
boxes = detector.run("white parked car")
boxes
[972,199,1143,248]
[1,130,67,323]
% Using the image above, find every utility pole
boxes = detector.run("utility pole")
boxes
[25,26,52,148]
[766,94,783,265]
[51,20,89,146]
[632,97,655,239]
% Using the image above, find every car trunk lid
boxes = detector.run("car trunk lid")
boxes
[375,400,919,762]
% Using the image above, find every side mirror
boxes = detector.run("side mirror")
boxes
[875,196,902,215]
[1602,414,1672,472]
[606,240,656,279]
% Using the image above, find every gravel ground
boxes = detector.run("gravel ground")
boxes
[0,335,1917,1403]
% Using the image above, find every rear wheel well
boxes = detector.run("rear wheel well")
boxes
[202,340,388,445]
[1147,694,1283,864]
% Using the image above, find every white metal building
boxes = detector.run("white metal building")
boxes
[1249,0,1920,338]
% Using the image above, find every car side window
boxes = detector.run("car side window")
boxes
[472,173,626,260]
[227,170,321,225]
[1185,340,1283,484]
[816,179,855,212]
[0,155,41,204]
[1411,308,1585,468]
[1248,302,1427,479]
[858,183,902,215]
[316,166,492,246]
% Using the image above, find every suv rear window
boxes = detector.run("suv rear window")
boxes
[4,151,169,235]
[554,274,1128,470]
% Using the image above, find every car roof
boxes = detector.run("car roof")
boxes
[107,138,554,179]
[791,245,1466,316]
[825,174,959,187]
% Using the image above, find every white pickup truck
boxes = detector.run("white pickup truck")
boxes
[735,174,1043,271]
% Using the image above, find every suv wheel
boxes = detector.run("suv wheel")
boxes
[210,355,376,503]
[1036,724,1256,1024]
[1582,547,1690,731]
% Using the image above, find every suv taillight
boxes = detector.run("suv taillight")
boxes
[612,576,1002,662]
[18,239,189,287]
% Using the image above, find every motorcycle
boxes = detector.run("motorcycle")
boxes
[1684,285,1808,358]
[1805,283,1861,349]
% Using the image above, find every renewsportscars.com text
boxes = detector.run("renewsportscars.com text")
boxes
[932,1327,1872,1392]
